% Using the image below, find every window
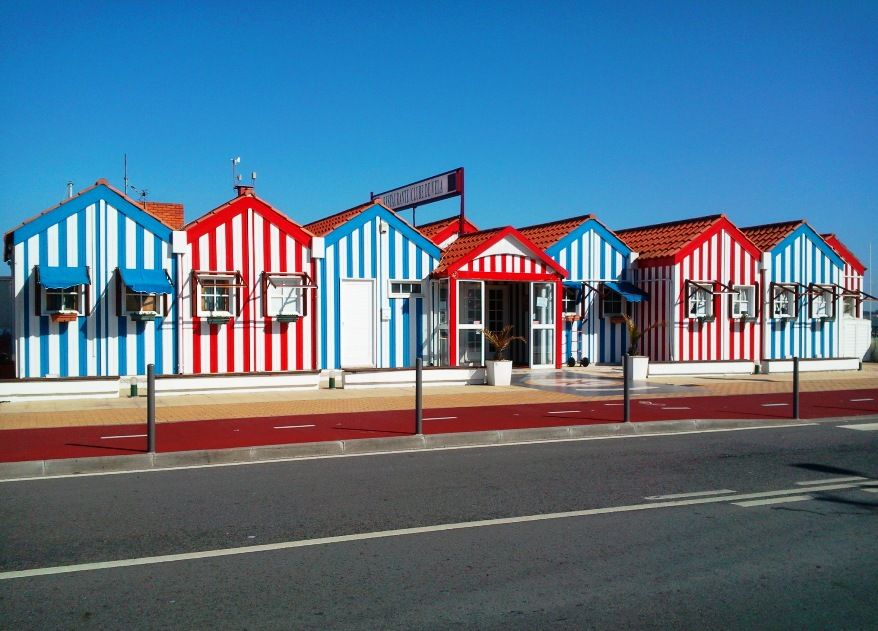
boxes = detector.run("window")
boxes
[196,274,238,317]
[389,281,423,298]
[126,289,158,314]
[842,295,858,318]
[267,278,303,317]
[602,290,623,318]
[688,282,713,318]
[809,284,834,319]
[731,285,756,319]
[45,286,81,313]
[562,286,580,317]
[772,284,797,318]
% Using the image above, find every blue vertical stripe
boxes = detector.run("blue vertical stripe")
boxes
[154,238,164,374]
[22,244,30,377]
[38,231,49,376]
[346,232,353,277]
[388,227,396,279]
[416,297,423,359]
[95,201,103,376]
[117,212,128,375]
[319,258,327,369]
[77,209,87,376]
[389,299,397,367]
[402,236,410,278]
[333,245,341,368]
[402,299,410,366]
[56,220,69,377]
[358,226,365,278]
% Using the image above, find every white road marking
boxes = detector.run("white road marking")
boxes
[732,495,813,507]
[547,410,581,414]
[603,403,623,406]
[839,422,878,431]
[0,423,818,483]
[423,416,457,421]
[795,476,867,485]
[100,434,147,440]
[761,403,788,407]
[644,489,736,500]
[863,488,878,494]
[849,398,874,402]
[0,478,867,581]
[662,407,691,410]
[273,425,315,429]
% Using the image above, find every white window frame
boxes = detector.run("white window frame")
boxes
[731,285,756,319]
[809,284,835,320]
[771,284,798,319]
[562,286,580,318]
[842,295,858,319]
[44,285,84,315]
[196,274,237,318]
[125,288,160,316]
[687,282,713,319]
[266,277,304,318]
[388,280,424,298]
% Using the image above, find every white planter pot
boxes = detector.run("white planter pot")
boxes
[485,360,513,386]
[629,355,649,381]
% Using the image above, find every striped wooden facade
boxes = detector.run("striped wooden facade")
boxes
[521,216,633,364]
[743,223,844,360]
[620,216,763,363]
[4,181,178,378]
[823,233,866,317]
[306,202,441,370]
[181,188,317,374]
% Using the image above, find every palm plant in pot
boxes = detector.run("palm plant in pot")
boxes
[482,325,525,386]
[621,314,664,380]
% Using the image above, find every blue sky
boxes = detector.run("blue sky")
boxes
[1,1,876,289]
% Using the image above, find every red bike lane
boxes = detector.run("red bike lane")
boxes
[1,388,876,463]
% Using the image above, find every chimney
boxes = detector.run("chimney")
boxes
[235,185,254,197]
[142,202,185,230]
[66,181,74,199]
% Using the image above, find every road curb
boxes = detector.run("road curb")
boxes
[2,416,874,481]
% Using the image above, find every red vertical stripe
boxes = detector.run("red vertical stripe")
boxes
[449,280,457,366]
[241,209,251,373]
[192,238,201,374]
[208,232,219,374]
[295,241,304,371]
[279,234,289,372]
[263,219,273,371]
[225,217,236,373]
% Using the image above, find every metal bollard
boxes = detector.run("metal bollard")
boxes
[415,358,423,435]
[792,356,800,420]
[147,363,156,453]
[623,354,631,423]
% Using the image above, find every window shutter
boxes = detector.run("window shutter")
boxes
[84,266,92,316]
[753,282,760,318]
[261,273,269,318]
[33,267,42,317]
[191,272,198,318]
[115,269,123,317]
[163,293,169,318]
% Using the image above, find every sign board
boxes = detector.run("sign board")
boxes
[373,168,464,211]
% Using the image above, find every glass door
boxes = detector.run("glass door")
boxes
[457,280,484,366]
[432,280,449,365]
[530,282,555,368]
[485,284,508,360]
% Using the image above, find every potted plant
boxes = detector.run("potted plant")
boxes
[622,315,664,380]
[482,325,525,386]
[51,310,79,323]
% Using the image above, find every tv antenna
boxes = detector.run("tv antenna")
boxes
[128,184,149,202]
[231,156,241,189]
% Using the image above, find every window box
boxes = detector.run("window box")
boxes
[698,314,716,323]
[206,314,233,325]
[51,310,79,323]
[276,314,300,323]
[129,311,158,322]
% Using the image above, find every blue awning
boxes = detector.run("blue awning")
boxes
[119,268,173,294]
[604,281,649,302]
[38,265,90,289]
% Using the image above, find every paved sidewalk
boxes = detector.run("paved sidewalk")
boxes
[1,364,876,431]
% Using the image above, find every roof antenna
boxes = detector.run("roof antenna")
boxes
[129,184,149,202]
[250,171,257,187]
[123,153,128,194]
[231,156,241,189]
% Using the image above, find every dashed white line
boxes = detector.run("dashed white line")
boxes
[733,495,813,507]
[849,398,874,402]
[603,403,623,406]
[644,489,736,500]
[761,403,788,407]
[547,410,581,414]
[662,407,691,410]
[422,416,457,421]
[100,434,147,440]
[839,422,878,431]
[273,425,315,430]
[795,476,867,485]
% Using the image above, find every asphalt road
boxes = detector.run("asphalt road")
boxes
[2,419,877,629]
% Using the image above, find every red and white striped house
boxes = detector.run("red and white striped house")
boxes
[822,232,873,359]
[617,215,763,372]
[180,186,318,375]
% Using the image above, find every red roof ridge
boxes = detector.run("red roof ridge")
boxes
[184,191,313,236]
[615,213,724,234]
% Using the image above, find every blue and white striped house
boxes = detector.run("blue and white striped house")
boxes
[3,180,181,378]
[520,215,638,364]
[742,221,844,360]
[305,201,441,369]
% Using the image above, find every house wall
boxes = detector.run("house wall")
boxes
[548,223,630,364]
[762,230,843,360]
[11,191,176,378]
[317,209,439,370]
[634,227,760,362]
[181,202,316,374]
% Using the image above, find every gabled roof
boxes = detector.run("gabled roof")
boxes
[4,179,179,261]
[615,214,724,261]
[822,233,866,275]
[184,187,313,243]
[304,201,374,237]
[740,220,803,251]
[417,215,479,244]
[519,213,631,256]
[431,226,567,277]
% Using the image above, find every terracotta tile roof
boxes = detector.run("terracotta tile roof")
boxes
[418,215,477,239]
[432,228,503,275]
[822,233,866,274]
[142,202,184,230]
[518,215,593,250]
[615,214,723,260]
[740,220,803,251]
[184,187,312,238]
[303,202,373,237]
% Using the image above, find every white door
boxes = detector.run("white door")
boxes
[530,282,555,368]
[341,279,375,367]
[457,280,484,366]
